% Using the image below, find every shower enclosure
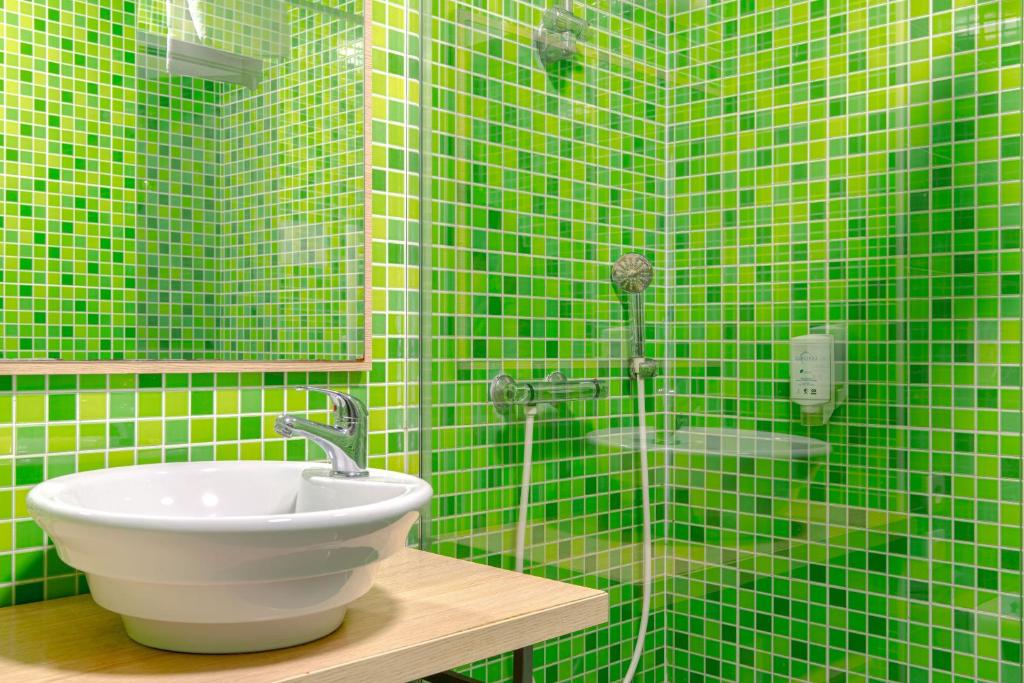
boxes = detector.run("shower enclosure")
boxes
[420,0,1023,681]
[422,0,667,679]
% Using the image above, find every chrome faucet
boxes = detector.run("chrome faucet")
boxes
[274,386,369,477]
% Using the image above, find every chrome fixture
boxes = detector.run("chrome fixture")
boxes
[274,386,369,477]
[535,1,588,66]
[612,252,657,379]
[166,38,263,89]
[491,371,603,414]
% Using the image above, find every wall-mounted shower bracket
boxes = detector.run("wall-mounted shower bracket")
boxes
[491,372,603,414]
[631,356,658,379]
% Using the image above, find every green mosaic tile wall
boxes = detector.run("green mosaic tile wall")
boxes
[668,0,1023,681]
[1,0,138,357]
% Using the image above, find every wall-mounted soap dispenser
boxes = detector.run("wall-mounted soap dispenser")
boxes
[790,327,846,426]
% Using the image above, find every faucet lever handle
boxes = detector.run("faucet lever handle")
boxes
[298,386,366,427]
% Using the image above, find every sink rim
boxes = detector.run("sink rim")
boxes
[28,461,431,534]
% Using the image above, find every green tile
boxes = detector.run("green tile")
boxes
[47,395,76,422]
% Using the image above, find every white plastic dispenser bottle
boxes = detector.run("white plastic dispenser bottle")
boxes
[790,333,834,426]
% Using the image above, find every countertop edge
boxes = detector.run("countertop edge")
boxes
[289,589,609,683]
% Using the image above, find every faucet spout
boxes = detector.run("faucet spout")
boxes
[274,387,368,477]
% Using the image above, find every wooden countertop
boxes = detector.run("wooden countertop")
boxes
[0,549,608,682]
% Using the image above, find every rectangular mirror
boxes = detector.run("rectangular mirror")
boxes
[1,0,371,374]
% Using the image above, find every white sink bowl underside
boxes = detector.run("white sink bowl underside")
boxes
[28,461,431,653]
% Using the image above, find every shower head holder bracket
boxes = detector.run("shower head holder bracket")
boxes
[631,357,658,379]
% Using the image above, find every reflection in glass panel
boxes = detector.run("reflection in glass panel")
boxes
[135,0,365,362]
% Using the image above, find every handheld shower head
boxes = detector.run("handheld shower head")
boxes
[612,253,656,378]
[611,253,653,294]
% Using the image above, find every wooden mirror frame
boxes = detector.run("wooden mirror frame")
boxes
[1,9,373,375]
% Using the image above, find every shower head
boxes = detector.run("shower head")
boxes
[611,253,653,294]
[611,252,657,379]
[535,4,588,66]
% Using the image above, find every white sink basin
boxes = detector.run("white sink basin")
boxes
[28,461,432,653]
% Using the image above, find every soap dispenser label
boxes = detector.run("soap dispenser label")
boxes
[790,335,833,406]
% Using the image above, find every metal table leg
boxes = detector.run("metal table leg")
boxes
[421,644,534,683]
[512,645,533,683]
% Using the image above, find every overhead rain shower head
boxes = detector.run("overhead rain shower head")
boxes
[535,3,588,66]
[612,253,654,294]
